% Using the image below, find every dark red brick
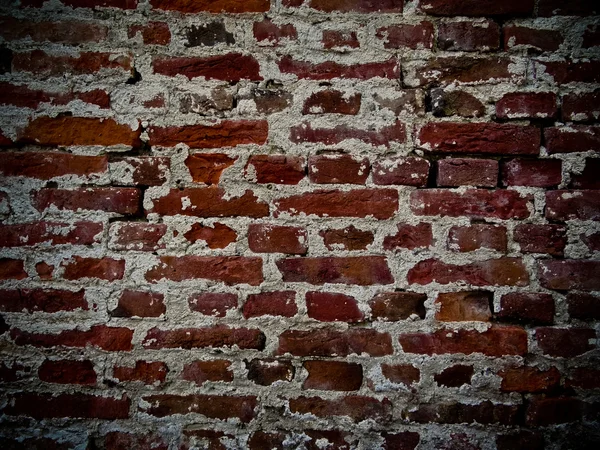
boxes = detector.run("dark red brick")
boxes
[289,395,392,422]
[320,226,374,251]
[372,157,430,186]
[11,325,133,351]
[496,92,557,119]
[434,365,474,387]
[435,291,492,322]
[438,20,500,51]
[567,293,600,320]
[142,325,265,350]
[185,153,236,184]
[13,50,131,77]
[447,224,507,252]
[128,22,171,45]
[322,30,359,49]
[243,291,297,318]
[431,89,486,118]
[113,361,168,384]
[526,397,583,425]
[303,361,363,391]
[290,120,406,147]
[0,288,86,313]
[382,432,420,450]
[246,155,305,184]
[407,401,520,425]
[545,190,600,221]
[188,293,238,317]
[496,431,544,450]
[182,360,233,385]
[104,432,168,450]
[369,292,427,321]
[538,0,598,16]
[0,258,27,280]
[536,60,600,84]
[562,90,600,122]
[140,394,256,422]
[278,55,399,80]
[62,256,125,281]
[303,90,361,115]
[110,156,170,186]
[153,53,261,81]
[538,260,600,290]
[111,290,165,318]
[38,359,96,385]
[5,393,130,419]
[566,368,600,389]
[570,158,600,189]
[109,223,167,251]
[150,0,269,13]
[535,327,596,357]
[248,224,307,255]
[419,0,534,16]
[246,358,294,385]
[437,158,498,187]
[499,366,560,393]
[383,223,433,251]
[514,224,566,256]
[504,26,563,52]
[545,125,600,154]
[306,291,363,323]
[35,188,140,215]
[0,16,108,43]
[254,18,297,44]
[497,293,555,325]
[309,0,403,13]
[0,222,102,248]
[501,158,562,187]
[381,364,420,386]
[376,22,434,49]
[308,154,369,184]
[184,223,237,249]
[0,152,107,179]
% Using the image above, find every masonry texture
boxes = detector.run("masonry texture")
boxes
[0,0,599,449]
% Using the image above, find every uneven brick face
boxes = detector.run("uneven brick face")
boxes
[320,226,374,251]
[407,401,520,425]
[243,291,297,318]
[0,152,107,179]
[150,0,270,13]
[376,22,434,49]
[309,0,403,13]
[567,293,600,321]
[13,50,131,77]
[419,0,534,16]
[372,157,430,186]
[303,361,363,391]
[566,368,600,389]
[381,364,420,385]
[248,224,307,255]
[496,431,544,450]
[0,222,103,248]
[0,288,87,313]
[383,223,433,251]
[514,224,566,256]
[109,223,167,251]
[113,361,168,384]
[434,365,474,387]
[154,53,261,81]
[277,329,393,357]
[447,225,507,252]
[501,159,562,187]
[140,394,257,422]
[104,432,168,450]
[62,256,125,281]
[188,293,238,317]
[35,188,140,215]
[11,325,133,351]
[309,154,369,184]
[254,19,297,44]
[562,91,600,122]
[436,158,498,187]
[278,56,400,80]
[246,358,294,385]
[306,291,363,322]
[303,90,361,115]
[499,367,560,393]
[185,153,236,184]
[184,223,237,249]
[246,155,305,184]
[253,89,293,114]
[435,291,492,322]
[570,159,600,189]
[536,60,600,84]
[525,397,584,426]
[322,30,359,49]
[545,190,600,221]
[495,92,558,119]
[382,432,420,450]
[290,121,406,147]
[128,22,171,45]
[431,89,486,118]
[538,260,600,291]
[538,0,598,16]
[289,396,392,422]
[497,293,555,325]
[370,292,426,321]
[438,20,500,51]
[111,290,166,318]
[0,258,27,280]
[4,393,130,419]
[182,360,233,385]
[0,16,108,44]
[535,327,596,357]
[504,26,563,52]
[110,156,170,186]
[142,325,266,350]
[399,326,528,356]
[38,359,96,385]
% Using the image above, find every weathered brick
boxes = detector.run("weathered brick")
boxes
[562,90,600,122]
[399,326,528,356]
[0,258,27,280]
[140,394,257,422]
[113,361,168,384]
[110,156,170,186]
[303,90,361,115]
[434,365,474,387]
[504,26,563,52]
[306,291,364,322]
[0,361,29,382]
[411,189,531,220]
[253,89,293,114]
[438,20,500,51]
[243,291,297,318]
[290,121,406,147]
[435,291,492,322]
[545,125,600,154]
[496,92,557,119]
[418,123,540,155]
[277,256,393,285]
[245,155,305,184]
[184,223,237,249]
[372,157,429,186]
[104,432,168,450]
[369,292,427,321]
[437,158,498,187]
[111,290,165,318]
[419,0,534,16]
[128,22,171,45]
[499,366,560,393]
[0,83,109,109]
[35,188,140,215]
[535,327,596,357]
[277,328,393,357]
[383,223,433,251]
[539,260,600,290]
[322,30,359,49]
[185,153,237,184]
[289,396,392,422]
[182,360,233,385]
[148,120,268,148]
[142,325,265,350]
[184,22,234,47]
[525,397,584,425]
[62,256,125,281]
[382,432,420,450]
[275,189,398,219]
[188,293,238,317]
[38,359,96,385]
[320,226,374,251]
[538,0,598,17]
[248,224,307,255]
[570,158,600,189]
[566,368,600,389]
[309,154,369,184]
[497,293,555,325]
[431,89,485,118]
[567,293,600,320]
[303,361,363,391]
[254,18,297,44]
[0,152,107,180]
[146,187,268,218]
[0,16,108,43]
[0,288,86,313]
[13,50,131,77]
[407,401,520,425]
[536,60,600,84]
[381,364,420,385]
[150,0,269,13]
[278,55,399,80]
[376,22,434,49]
[145,256,263,285]
[496,431,544,450]
[246,358,294,385]
[0,222,102,248]
[501,159,562,187]
[154,53,261,81]
[5,393,130,419]
[309,0,403,13]
[447,224,507,252]
[514,224,566,256]
[11,325,133,351]
[545,190,600,221]
[373,89,426,116]
[109,223,167,251]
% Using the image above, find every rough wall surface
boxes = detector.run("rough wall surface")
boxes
[0,0,599,448]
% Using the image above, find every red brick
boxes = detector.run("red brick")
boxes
[291,120,406,147]
[0,16,108,43]
[434,365,474,387]
[0,288,86,313]
[419,0,534,16]
[246,155,305,184]
[248,224,307,254]
[538,0,598,16]
[289,395,391,422]
[145,255,263,285]
[303,90,361,115]
[0,258,27,280]
[277,328,392,357]
[399,326,527,356]
[501,158,561,187]
[535,327,596,357]
[504,26,563,52]
[497,293,555,325]
[308,154,369,184]
[148,120,267,148]
[140,394,256,422]
[0,131,12,146]
[407,57,520,87]
[546,190,600,221]
[5,393,130,419]
[147,187,268,218]
[150,0,269,13]
[246,358,294,385]
[496,92,557,119]
[110,156,170,186]
[566,368,600,389]
[562,90,600,122]
[376,22,434,49]
[539,260,600,290]
[435,291,492,322]
[570,158,600,189]
[111,290,165,318]
[185,153,236,184]
[253,18,296,44]
[320,225,374,251]
[13,50,131,77]
[275,189,398,219]
[142,325,265,350]
[447,225,507,252]
[418,123,540,155]
[431,89,485,118]
[17,116,140,147]
[0,222,102,248]
[303,361,363,391]
[128,22,171,45]
[411,189,531,220]
[11,324,133,351]
[188,293,238,317]
[322,30,359,49]
[382,432,420,450]
[243,291,297,318]
[0,152,107,180]
[277,256,393,285]
[383,223,433,251]
[438,20,500,51]
[369,292,427,321]
[499,366,560,393]
[278,55,399,80]
[437,158,498,187]
[567,293,600,320]
[62,256,125,281]
[35,188,139,215]
[306,291,363,323]
[381,364,420,385]
[496,431,544,450]
[309,0,403,12]
[408,258,529,287]
[0,83,109,109]
[407,401,520,425]
[109,223,166,252]
[514,224,566,256]
[113,361,168,384]
[182,360,233,385]
[536,60,600,84]
[372,157,429,186]
[104,432,168,450]
[184,223,237,249]
[545,125,600,154]
[525,397,583,425]
[153,53,261,81]
[38,359,96,385]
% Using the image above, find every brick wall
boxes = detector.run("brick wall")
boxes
[0,0,599,448]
